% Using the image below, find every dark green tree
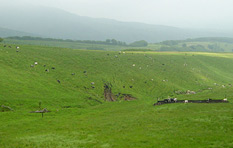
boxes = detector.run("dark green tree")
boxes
[106,39,111,44]
[182,43,187,48]
[129,40,148,47]
[111,39,117,45]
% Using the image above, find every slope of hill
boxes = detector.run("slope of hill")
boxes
[158,37,233,52]
[0,43,232,147]
[0,27,37,38]
[0,5,232,43]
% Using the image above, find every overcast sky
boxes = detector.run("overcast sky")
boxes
[2,0,233,30]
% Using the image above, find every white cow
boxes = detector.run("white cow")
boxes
[184,100,188,103]
[35,62,38,65]
[223,98,228,102]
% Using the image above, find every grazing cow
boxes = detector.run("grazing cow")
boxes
[52,67,55,69]
[132,64,136,67]
[91,82,95,85]
[83,71,87,73]
[184,100,188,103]
[45,69,49,72]
[164,99,172,103]
[91,86,95,89]
[123,86,125,88]
[30,65,34,67]
[174,98,177,102]
[16,46,20,49]
[71,73,75,75]
[57,80,61,83]
[223,98,228,102]
[130,86,133,88]
[35,62,38,65]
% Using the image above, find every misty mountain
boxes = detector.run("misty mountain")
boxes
[0,5,232,43]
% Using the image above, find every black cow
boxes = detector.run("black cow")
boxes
[57,80,61,83]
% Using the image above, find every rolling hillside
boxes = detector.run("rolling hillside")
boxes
[0,43,232,147]
[0,27,37,38]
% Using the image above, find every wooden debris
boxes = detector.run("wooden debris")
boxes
[1,105,14,112]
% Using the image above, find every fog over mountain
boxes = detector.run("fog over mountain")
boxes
[0,5,232,42]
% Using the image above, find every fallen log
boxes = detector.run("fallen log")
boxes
[1,105,14,112]
[30,108,50,117]
[30,108,50,113]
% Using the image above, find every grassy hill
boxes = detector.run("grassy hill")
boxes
[0,27,37,38]
[0,43,232,147]
[158,37,233,52]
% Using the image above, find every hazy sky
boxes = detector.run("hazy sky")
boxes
[2,0,233,30]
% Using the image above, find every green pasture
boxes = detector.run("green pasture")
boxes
[0,44,232,147]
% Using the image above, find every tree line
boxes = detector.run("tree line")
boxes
[6,36,148,47]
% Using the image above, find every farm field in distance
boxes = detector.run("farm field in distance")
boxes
[3,37,233,53]
[0,43,233,148]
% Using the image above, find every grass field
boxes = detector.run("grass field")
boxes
[0,43,233,147]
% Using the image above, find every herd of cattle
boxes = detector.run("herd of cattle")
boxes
[154,98,228,106]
